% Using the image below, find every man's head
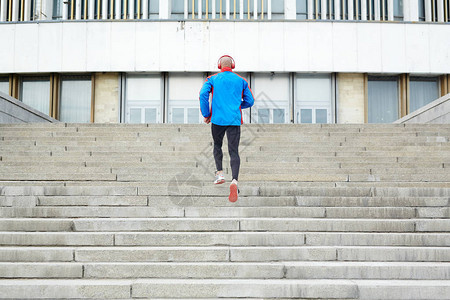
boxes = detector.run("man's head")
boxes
[218,55,235,69]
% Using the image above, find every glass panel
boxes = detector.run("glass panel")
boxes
[368,76,398,123]
[53,0,62,20]
[410,77,439,113]
[273,108,285,124]
[316,109,328,124]
[149,0,159,19]
[187,108,199,124]
[126,74,162,124]
[296,0,308,19]
[300,109,312,123]
[394,0,403,20]
[130,108,142,124]
[168,73,205,124]
[60,77,92,123]
[21,77,50,115]
[172,108,185,123]
[0,78,8,95]
[258,108,270,124]
[145,108,157,123]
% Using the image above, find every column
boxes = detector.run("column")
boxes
[307,0,313,19]
[198,0,202,19]
[212,0,216,19]
[226,0,230,19]
[388,0,394,21]
[76,0,82,19]
[89,0,95,19]
[63,0,69,19]
[403,0,419,21]
[425,0,432,21]
[143,0,148,19]
[102,0,108,19]
[0,0,7,21]
[321,0,327,19]
[24,0,31,21]
[334,0,340,20]
[361,0,367,20]
[437,0,444,22]
[348,0,354,20]
[240,0,244,19]
[129,0,134,19]
[374,0,380,20]
[12,0,19,21]
[254,0,257,19]
[267,0,271,19]
[284,0,295,20]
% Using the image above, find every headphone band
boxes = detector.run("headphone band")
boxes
[218,55,235,69]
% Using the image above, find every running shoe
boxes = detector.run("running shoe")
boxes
[214,172,225,185]
[229,179,239,202]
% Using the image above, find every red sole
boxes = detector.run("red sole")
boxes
[229,184,238,202]
[215,179,225,185]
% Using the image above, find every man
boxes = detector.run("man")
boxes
[199,55,254,202]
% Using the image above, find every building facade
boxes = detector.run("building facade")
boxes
[0,0,449,124]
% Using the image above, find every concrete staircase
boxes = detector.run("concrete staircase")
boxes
[0,123,449,299]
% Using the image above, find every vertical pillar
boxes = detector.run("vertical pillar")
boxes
[160,0,171,19]
[12,0,19,21]
[267,0,271,19]
[374,0,380,20]
[361,0,367,20]
[425,0,432,21]
[24,0,31,21]
[321,0,326,19]
[226,0,230,19]
[307,0,313,19]
[63,0,69,19]
[0,0,7,21]
[240,0,244,19]
[129,0,134,19]
[348,0,354,20]
[89,0,95,19]
[212,0,216,19]
[102,0,108,19]
[198,0,202,18]
[254,0,257,19]
[334,0,340,20]
[143,0,148,19]
[388,0,394,21]
[284,0,296,20]
[76,0,82,19]
[403,0,419,21]
[437,0,444,22]
[184,0,188,19]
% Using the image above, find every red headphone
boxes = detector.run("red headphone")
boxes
[218,55,235,69]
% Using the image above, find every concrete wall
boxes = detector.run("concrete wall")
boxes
[395,93,450,124]
[94,73,119,123]
[0,92,58,123]
[0,21,449,74]
[337,73,365,124]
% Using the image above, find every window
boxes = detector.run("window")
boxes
[172,0,185,19]
[367,76,399,123]
[59,75,92,123]
[20,76,51,116]
[295,74,333,124]
[296,0,308,19]
[251,73,290,124]
[0,77,8,95]
[126,74,162,124]
[53,0,63,20]
[418,0,425,21]
[168,73,205,124]
[149,0,160,19]
[410,77,439,113]
[394,0,403,21]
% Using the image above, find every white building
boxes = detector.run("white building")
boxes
[0,0,449,124]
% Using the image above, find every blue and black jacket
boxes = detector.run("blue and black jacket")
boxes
[199,67,254,126]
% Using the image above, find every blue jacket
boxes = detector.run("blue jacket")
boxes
[199,68,254,126]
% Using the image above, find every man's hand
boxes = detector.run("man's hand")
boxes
[204,117,211,124]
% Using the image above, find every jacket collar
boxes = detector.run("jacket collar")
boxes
[221,67,233,72]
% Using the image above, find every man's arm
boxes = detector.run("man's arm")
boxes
[241,81,254,109]
[199,78,212,118]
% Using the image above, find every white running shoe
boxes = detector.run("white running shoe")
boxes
[214,172,225,185]
[229,179,239,202]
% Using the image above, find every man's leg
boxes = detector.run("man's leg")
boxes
[211,123,227,176]
[226,126,241,181]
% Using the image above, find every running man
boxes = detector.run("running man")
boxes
[199,55,255,202]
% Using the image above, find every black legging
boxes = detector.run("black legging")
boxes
[211,123,241,181]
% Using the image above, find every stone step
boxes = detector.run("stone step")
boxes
[1,206,435,219]
[1,261,449,280]
[295,196,450,207]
